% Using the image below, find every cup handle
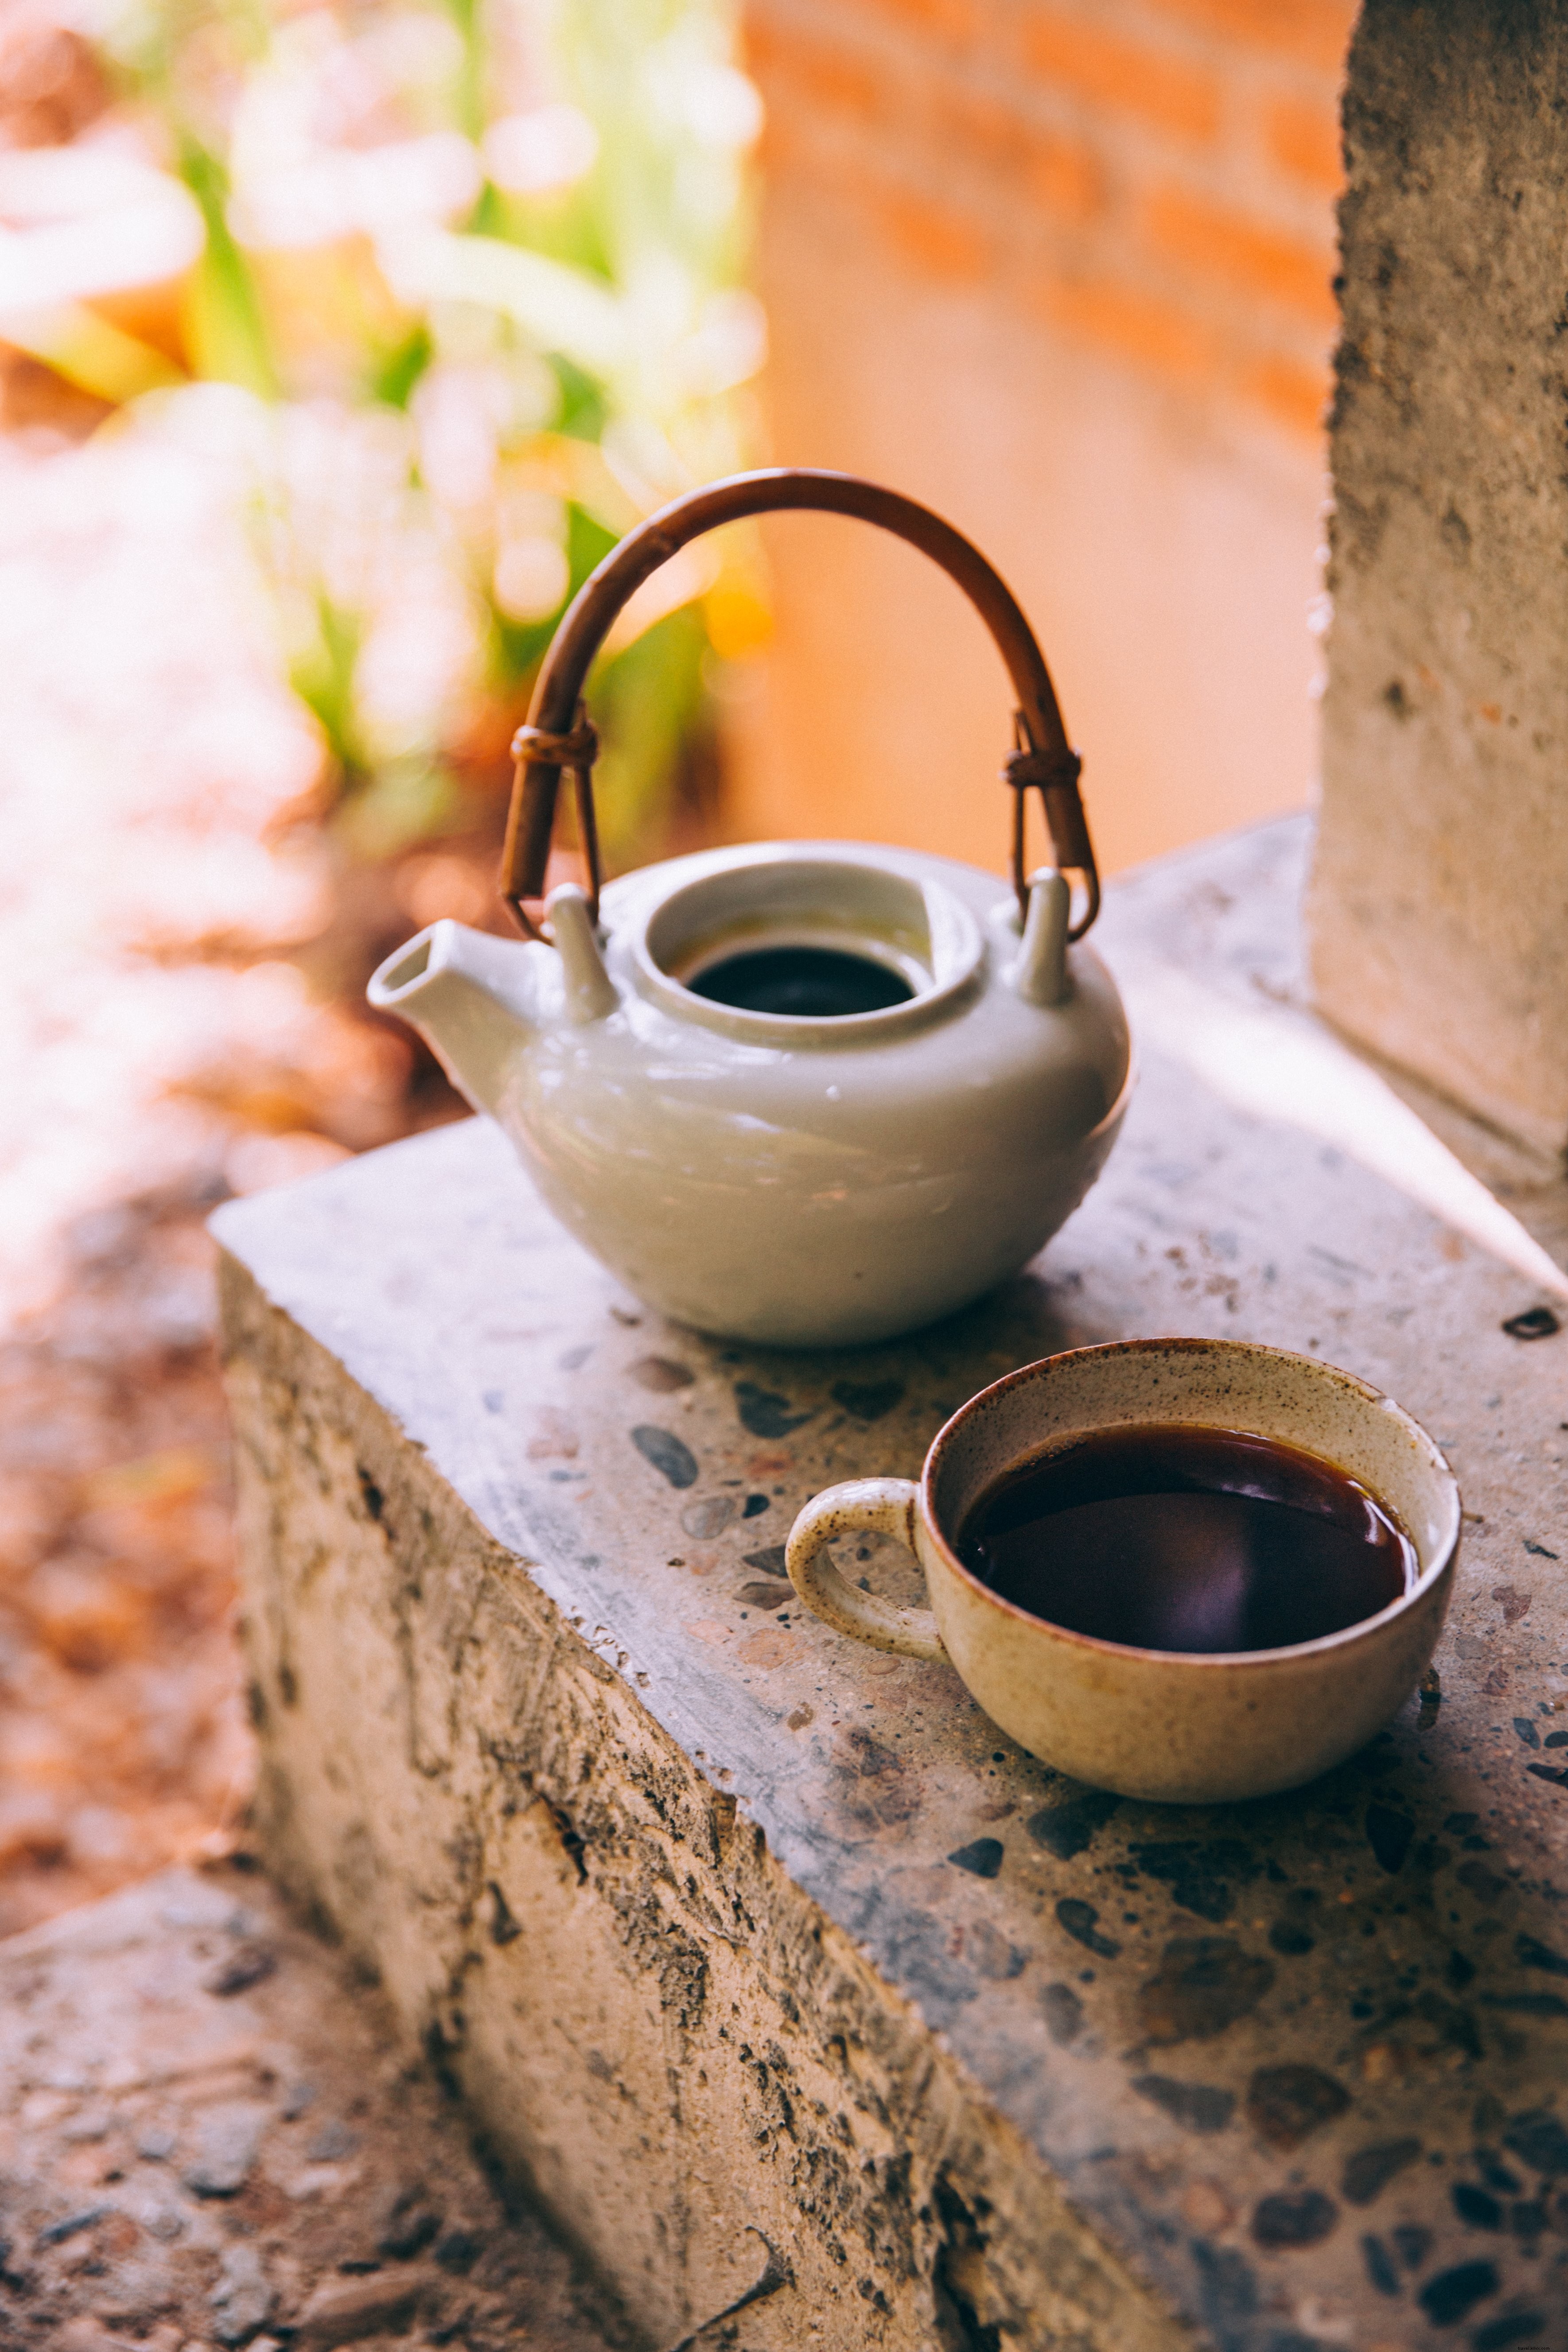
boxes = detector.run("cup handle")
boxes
[786,1478,948,1661]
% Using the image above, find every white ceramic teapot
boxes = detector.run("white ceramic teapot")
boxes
[368,470,1131,1347]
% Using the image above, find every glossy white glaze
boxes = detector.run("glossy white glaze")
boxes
[368,840,1132,1345]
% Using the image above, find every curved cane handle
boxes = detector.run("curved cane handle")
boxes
[501,467,1099,943]
[786,1477,947,1662]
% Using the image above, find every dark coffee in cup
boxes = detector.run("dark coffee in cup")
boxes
[957,1423,1416,1654]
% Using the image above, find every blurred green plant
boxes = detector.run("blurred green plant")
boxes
[93,0,765,865]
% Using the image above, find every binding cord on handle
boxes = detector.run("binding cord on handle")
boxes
[1004,718,1099,935]
[504,707,601,943]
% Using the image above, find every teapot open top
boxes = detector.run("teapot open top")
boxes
[368,469,1132,1347]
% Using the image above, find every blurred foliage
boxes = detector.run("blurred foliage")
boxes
[86,0,765,864]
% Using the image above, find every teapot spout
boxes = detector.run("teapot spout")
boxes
[368,920,537,1119]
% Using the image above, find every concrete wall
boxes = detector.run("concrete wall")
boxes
[1310,0,1568,1162]
[730,0,1356,879]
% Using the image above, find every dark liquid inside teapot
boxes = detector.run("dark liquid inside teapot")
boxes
[687,944,914,1018]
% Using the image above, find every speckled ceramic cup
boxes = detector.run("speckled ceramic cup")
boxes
[786,1338,1459,1803]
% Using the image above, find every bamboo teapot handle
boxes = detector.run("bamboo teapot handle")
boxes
[500,466,1100,944]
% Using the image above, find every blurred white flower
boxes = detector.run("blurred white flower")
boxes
[600,410,688,509]
[0,146,202,315]
[410,360,512,513]
[492,488,569,620]
[679,62,763,149]
[349,7,467,104]
[257,399,417,618]
[352,558,476,761]
[482,104,600,196]
[381,227,627,377]
[493,533,569,622]
[676,287,766,397]
[233,397,479,774]
[230,131,482,251]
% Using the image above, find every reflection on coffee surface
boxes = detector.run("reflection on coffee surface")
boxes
[957,1423,1416,1653]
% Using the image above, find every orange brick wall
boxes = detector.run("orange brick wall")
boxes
[728,0,1357,879]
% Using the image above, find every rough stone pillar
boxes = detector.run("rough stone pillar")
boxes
[1310,0,1568,1162]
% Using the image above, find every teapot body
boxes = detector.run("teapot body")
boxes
[371,841,1131,1348]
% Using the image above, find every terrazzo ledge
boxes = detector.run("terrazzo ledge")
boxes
[212,816,1568,2352]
